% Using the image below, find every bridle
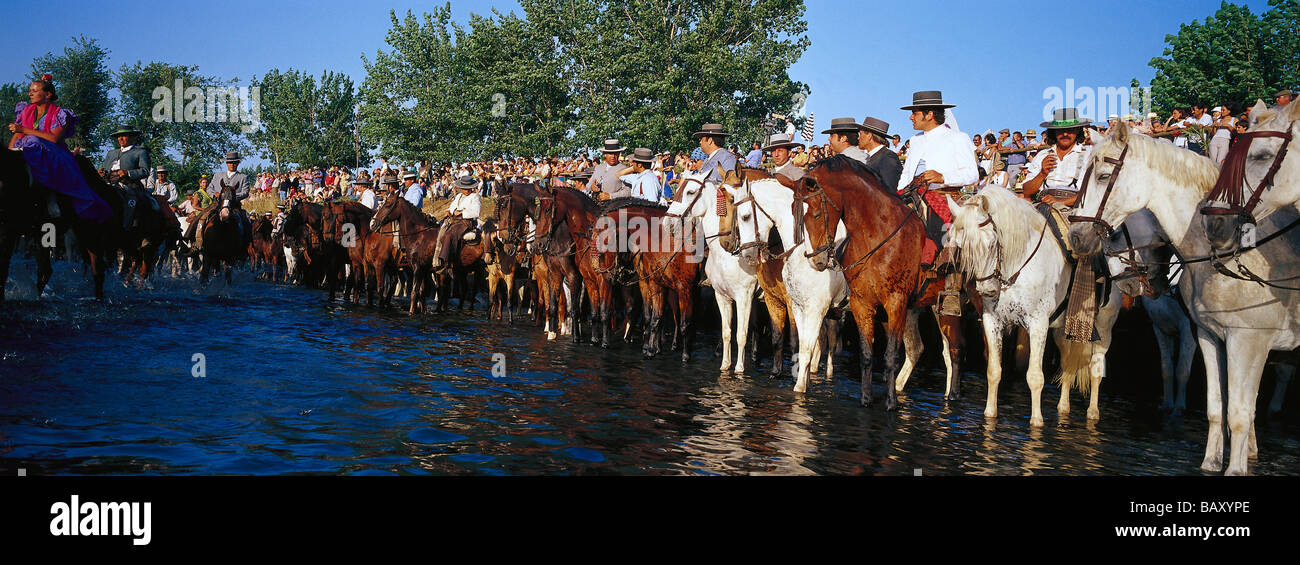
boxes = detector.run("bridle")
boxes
[1199,129,1293,224]
[792,176,841,262]
[1104,223,1168,297]
[733,183,782,261]
[1067,144,1129,236]
[969,210,1048,292]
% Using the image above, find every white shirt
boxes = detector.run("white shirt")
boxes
[111,145,133,171]
[896,124,979,192]
[358,188,377,210]
[1212,116,1236,141]
[1025,142,1092,191]
[449,190,481,220]
[627,169,662,202]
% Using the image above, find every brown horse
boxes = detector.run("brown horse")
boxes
[432,217,488,312]
[249,214,282,281]
[794,154,956,409]
[196,182,247,285]
[594,198,703,361]
[369,195,441,314]
[535,186,632,346]
[498,181,580,339]
[360,213,402,307]
[322,201,375,303]
[0,151,115,301]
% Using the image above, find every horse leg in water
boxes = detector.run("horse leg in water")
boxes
[639,279,662,358]
[938,311,962,400]
[34,242,53,297]
[0,230,17,302]
[846,295,880,407]
[676,280,696,364]
[982,315,1005,420]
[895,310,924,393]
[1225,329,1270,475]
[766,298,789,377]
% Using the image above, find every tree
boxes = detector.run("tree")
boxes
[522,0,810,152]
[1148,1,1298,114]
[359,6,479,164]
[250,69,371,170]
[0,83,25,119]
[109,61,247,191]
[29,36,113,152]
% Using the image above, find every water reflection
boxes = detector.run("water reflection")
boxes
[0,261,1296,475]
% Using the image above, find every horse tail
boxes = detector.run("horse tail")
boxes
[1055,339,1094,395]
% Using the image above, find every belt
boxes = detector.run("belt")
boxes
[1044,188,1078,199]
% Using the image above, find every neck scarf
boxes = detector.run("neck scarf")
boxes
[18,103,62,135]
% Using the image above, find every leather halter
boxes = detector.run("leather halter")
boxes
[792,175,842,262]
[1105,223,1165,296]
[971,211,1049,291]
[732,181,782,260]
[1067,144,1129,236]
[1200,129,1293,220]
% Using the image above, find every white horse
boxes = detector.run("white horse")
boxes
[1201,99,1300,253]
[667,173,757,374]
[733,177,848,392]
[1067,125,1300,474]
[946,186,1122,426]
[1104,209,1196,413]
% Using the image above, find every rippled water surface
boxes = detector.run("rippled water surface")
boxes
[2,259,1298,475]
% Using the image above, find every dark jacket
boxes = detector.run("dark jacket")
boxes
[865,147,902,193]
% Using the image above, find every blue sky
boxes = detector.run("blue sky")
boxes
[4,0,1277,153]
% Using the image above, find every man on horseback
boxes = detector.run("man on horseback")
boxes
[694,123,737,183]
[401,171,425,209]
[102,125,157,230]
[762,132,805,181]
[859,117,902,192]
[823,117,870,165]
[192,151,251,250]
[1022,108,1092,215]
[896,90,978,315]
[591,139,630,200]
[147,166,178,204]
[433,176,482,269]
[626,148,664,203]
[355,178,377,209]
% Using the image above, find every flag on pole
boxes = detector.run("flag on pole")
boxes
[801,113,815,141]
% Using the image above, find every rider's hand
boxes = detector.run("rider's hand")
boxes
[1042,154,1059,175]
[918,170,945,185]
[8,124,25,134]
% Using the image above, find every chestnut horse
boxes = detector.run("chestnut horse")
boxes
[369,195,441,314]
[794,154,955,409]
[499,181,579,339]
[249,214,282,281]
[322,201,376,303]
[536,186,632,346]
[593,198,704,361]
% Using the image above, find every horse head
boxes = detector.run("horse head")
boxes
[947,187,1044,298]
[216,179,238,223]
[1105,209,1174,298]
[795,169,840,272]
[1200,99,1300,253]
[734,178,786,269]
[369,193,401,231]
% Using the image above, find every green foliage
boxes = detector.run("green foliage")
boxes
[1149,0,1299,114]
[360,0,810,162]
[108,61,246,192]
[29,36,113,152]
[250,68,371,170]
[0,82,25,119]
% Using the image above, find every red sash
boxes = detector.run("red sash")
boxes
[17,103,62,136]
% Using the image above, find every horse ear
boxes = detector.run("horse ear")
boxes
[975,194,989,214]
[1112,121,1129,144]
[1249,99,1270,124]
[945,195,962,218]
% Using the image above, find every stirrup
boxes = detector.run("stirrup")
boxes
[939,289,962,317]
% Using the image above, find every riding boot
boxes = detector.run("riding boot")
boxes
[939,272,963,317]
[195,214,206,250]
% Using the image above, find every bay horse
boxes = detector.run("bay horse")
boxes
[281,199,348,300]
[793,154,959,409]
[432,216,487,312]
[1068,125,1300,474]
[360,211,402,307]
[369,195,441,314]
[196,182,246,285]
[593,197,703,361]
[0,150,115,301]
[116,186,177,289]
[249,214,283,281]
[483,219,531,322]
[322,201,375,303]
[535,185,627,345]
[498,181,578,339]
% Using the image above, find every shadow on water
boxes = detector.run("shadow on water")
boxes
[1,256,1297,475]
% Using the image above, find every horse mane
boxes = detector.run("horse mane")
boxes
[600,197,667,214]
[958,184,1044,279]
[809,154,900,200]
[555,185,599,212]
[1102,131,1218,196]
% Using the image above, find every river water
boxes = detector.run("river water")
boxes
[2,258,1297,475]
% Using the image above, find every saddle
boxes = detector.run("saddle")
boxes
[1034,202,1111,341]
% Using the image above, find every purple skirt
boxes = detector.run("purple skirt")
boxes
[13,135,113,223]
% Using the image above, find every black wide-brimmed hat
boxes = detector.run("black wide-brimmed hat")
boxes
[1039,108,1092,130]
[352,179,372,187]
[568,169,592,181]
[110,126,142,137]
[900,90,956,111]
[859,116,890,138]
[691,123,731,139]
[224,151,243,163]
[402,170,417,180]
[821,117,862,135]
[601,139,626,153]
[630,147,655,164]
[760,132,803,152]
[381,175,400,185]
[455,176,479,190]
